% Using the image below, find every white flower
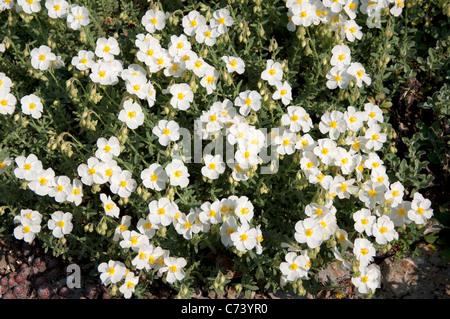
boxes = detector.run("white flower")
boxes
[352,264,381,295]
[313,138,337,165]
[141,9,169,33]
[100,193,120,218]
[344,106,367,133]
[47,211,73,238]
[125,75,149,100]
[359,180,387,209]
[96,160,121,184]
[175,211,200,239]
[0,87,16,115]
[353,238,376,267]
[196,24,220,46]
[77,157,106,186]
[110,170,137,198]
[211,8,234,34]
[261,59,283,86]
[347,62,371,87]
[200,66,219,95]
[323,0,346,13]
[162,257,187,283]
[279,251,310,282]
[120,230,149,251]
[182,10,206,36]
[319,111,347,140]
[66,178,83,206]
[148,197,178,227]
[136,216,159,239]
[94,136,120,162]
[0,73,13,91]
[118,100,145,129]
[14,154,42,181]
[390,0,405,17]
[326,65,350,90]
[230,223,258,252]
[330,176,358,199]
[152,119,180,146]
[169,83,193,111]
[30,45,56,71]
[281,105,313,133]
[0,0,14,11]
[221,56,245,74]
[389,200,412,227]
[364,123,386,151]
[71,50,95,71]
[20,94,43,119]
[335,147,357,175]
[234,196,254,224]
[48,175,71,203]
[201,154,225,180]
[234,90,261,116]
[0,157,13,175]
[294,217,323,249]
[141,163,168,191]
[45,0,68,18]
[353,208,376,236]
[98,260,127,286]
[343,19,363,42]
[291,2,314,27]
[165,159,190,188]
[67,5,90,30]
[119,272,139,299]
[272,81,292,106]
[299,151,320,178]
[112,215,131,242]
[28,168,55,196]
[384,181,404,207]
[89,61,120,85]
[372,215,398,245]
[364,102,384,126]
[198,200,222,225]
[13,214,41,243]
[274,128,297,155]
[220,216,239,247]
[235,144,260,169]
[408,192,433,225]
[18,0,41,14]
[344,0,359,20]
[168,34,191,57]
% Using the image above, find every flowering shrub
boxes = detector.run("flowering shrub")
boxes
[0,0,448,299]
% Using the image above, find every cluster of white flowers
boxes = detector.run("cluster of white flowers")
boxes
[285,0,405,34]
[0,0,91,30]
[326,44,371,90]
[279,102,434,296]
[14,153,84,205]
[97,254,187,299]
[77,136,139,198]
[13,208,73,243]
[0,72,16,116]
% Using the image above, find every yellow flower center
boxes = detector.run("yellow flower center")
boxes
[206,76,215,84]
[338,54,346,61]
[230,59,237,68]
[305,229,313,237]
[98,71,106,78]
[108,267,115,275]
[177,92,185,100]
[158,208,165,215]
[39,177,48,186]
[174,170,182,178]
[24,163,32,170]
[105,203,114,211]
[58,220,65,228]
[170,265,178,273]
[240,234,248,241]
[103,46,111,53]
[209,163,216,170]
[360,248,369,256]
[190,20,197,27]
[119,180,127,187]
[127,111,136,118]
[329,120,337,128]
[39,54,46,61]
[379,227,388,234]
[268,68,276,76]
[23,226,30,233]
[218,17,225,24]
[54,4,60,11]
[150,174,158,181]
[290,263,299,270]
[280,89,287,96]
[151,18,158,25]
[163,128,170,136]
[417,207,425,215]
[368,190,377,197]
